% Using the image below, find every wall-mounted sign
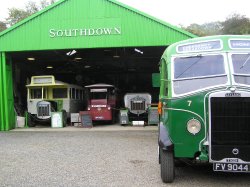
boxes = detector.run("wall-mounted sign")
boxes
[229,39,250,49]
[177,40,222,53]
[49,27,121,38]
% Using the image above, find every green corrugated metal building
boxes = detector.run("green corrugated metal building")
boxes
[0,0,195,131]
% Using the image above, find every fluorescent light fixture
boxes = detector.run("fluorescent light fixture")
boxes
[134,48,143,54]
[74,57,82,60]
[84,65,91,68]
[27,57,35,61]
[66,50,77,56]
[46,66,53,69]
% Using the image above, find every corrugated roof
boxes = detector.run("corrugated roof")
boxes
[0,0,196,51]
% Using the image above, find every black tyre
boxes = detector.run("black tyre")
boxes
[27,113,36,127]
[160,148,175,183]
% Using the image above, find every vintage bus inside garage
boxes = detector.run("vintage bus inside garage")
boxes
[0,0,195,131]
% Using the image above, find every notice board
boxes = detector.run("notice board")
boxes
[79,111,93,128]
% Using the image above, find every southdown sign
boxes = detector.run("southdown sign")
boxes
[49,27,121,38]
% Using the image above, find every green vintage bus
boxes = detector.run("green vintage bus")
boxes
[158,35,250,183]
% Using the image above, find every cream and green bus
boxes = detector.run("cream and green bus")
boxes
[158,35,250,182]
[26,75,85,126]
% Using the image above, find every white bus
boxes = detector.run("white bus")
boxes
[26,75,85,126]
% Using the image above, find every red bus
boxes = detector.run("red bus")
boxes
[85,84,117,123]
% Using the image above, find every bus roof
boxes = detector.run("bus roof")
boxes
[163,35,250,58]
[85,83,115,88]
[26,75,83,89]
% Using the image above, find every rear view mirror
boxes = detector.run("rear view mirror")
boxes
[152,73,160,87]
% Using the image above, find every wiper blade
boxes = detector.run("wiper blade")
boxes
[176,54,202,79]
[240,53,250,69]
[178,54,202,59]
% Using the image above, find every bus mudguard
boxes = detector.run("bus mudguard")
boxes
[159,122,173,151]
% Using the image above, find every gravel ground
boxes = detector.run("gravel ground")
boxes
[0,129,250,187]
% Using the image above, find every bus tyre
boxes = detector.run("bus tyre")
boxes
[27,113,36,127]
[160,148,175,183]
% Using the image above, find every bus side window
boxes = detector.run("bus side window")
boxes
[165,60,168,95]
[81,90,84,100]
[76,89,78,99]
[53,88,67,98]
[30,88,42,99]
[160,59,168,96]
[71,88,76,99]
[76,89,79,99]
[43,88,47,99]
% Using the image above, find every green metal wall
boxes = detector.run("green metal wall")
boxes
[0,53,15,131]
[0,0,195,52]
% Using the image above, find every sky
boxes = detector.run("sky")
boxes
[0,0,249,26]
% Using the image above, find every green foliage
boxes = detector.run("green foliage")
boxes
[5,0,57,26]
[183,24,207,37]
[40,0,57,9]
[183,22,222,37]
[221,13,250,35]
[0,21,7,32]
[25,1,40,15]
[201,22,222,35]
[182,14,250,36]
[6,8,31,26]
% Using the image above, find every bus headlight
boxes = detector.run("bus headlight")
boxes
[187,119,201,135]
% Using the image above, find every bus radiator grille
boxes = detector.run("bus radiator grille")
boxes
[38,105,50,117]
[130,101,146,111]
[210,97,250,161]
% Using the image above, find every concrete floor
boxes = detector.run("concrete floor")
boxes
[12,123,158,132]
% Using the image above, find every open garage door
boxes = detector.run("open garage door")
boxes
[10,46,165,118]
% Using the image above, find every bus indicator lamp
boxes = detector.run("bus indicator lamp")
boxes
[158,102,162,115]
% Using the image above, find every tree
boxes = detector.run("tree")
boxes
[182,22,222,36]
[201,22,222,36]
[5,0,57,26]
[40,0,57,9]
[182,13,250,36]
[6,8,30,26]
[183,23,207,36]
[221,13,250,34]
[0,21,7,32]
[25,1,40,15]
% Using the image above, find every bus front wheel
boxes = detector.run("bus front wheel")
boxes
[27,113,36,127]
[160,148,175,183]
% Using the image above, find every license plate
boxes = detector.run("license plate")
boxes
[95,116,104,119]
[213,163,250,172]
